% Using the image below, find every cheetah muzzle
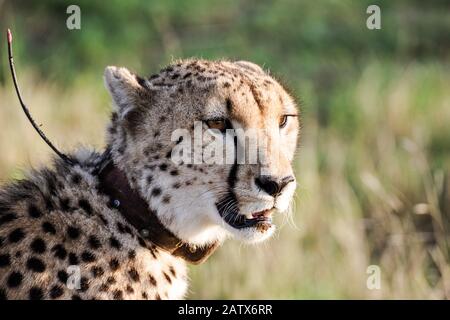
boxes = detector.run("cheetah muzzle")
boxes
[0,59,299,300]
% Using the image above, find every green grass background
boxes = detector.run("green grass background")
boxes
[0,0,449,298]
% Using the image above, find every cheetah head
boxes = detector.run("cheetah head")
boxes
[104,59,299,248]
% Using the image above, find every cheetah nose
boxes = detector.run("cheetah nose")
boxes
[255,175,294,196]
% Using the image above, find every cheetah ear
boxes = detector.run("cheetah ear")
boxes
[104,66,147,117]
[234,60,266,75]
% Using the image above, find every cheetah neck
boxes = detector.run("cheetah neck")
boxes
[96,157,219,264]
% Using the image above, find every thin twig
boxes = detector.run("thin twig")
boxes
[7,28,73,165]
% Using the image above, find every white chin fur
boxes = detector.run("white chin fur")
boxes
[224,223,276,243]
[152,186,291,247]
[159,201,276,246]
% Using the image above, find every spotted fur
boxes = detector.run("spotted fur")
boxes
[0,59,299,299]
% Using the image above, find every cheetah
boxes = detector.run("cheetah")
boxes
[0,59,299,300]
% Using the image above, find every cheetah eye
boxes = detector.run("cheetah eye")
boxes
[279,115,288,128]
[205,118,231,133]
[279,114,298,129]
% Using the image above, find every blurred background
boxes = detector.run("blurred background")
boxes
[0,0,449,299]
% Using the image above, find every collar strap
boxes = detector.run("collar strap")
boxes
[96,159,219,264]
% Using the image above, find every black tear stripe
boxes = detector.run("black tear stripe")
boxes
[227,134,238,192]
[226,98,233,113]
[216,135,241,224]
[215,104,261,228]
[227,138,238,189]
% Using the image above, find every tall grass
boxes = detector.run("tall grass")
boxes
[0,61,448,298]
